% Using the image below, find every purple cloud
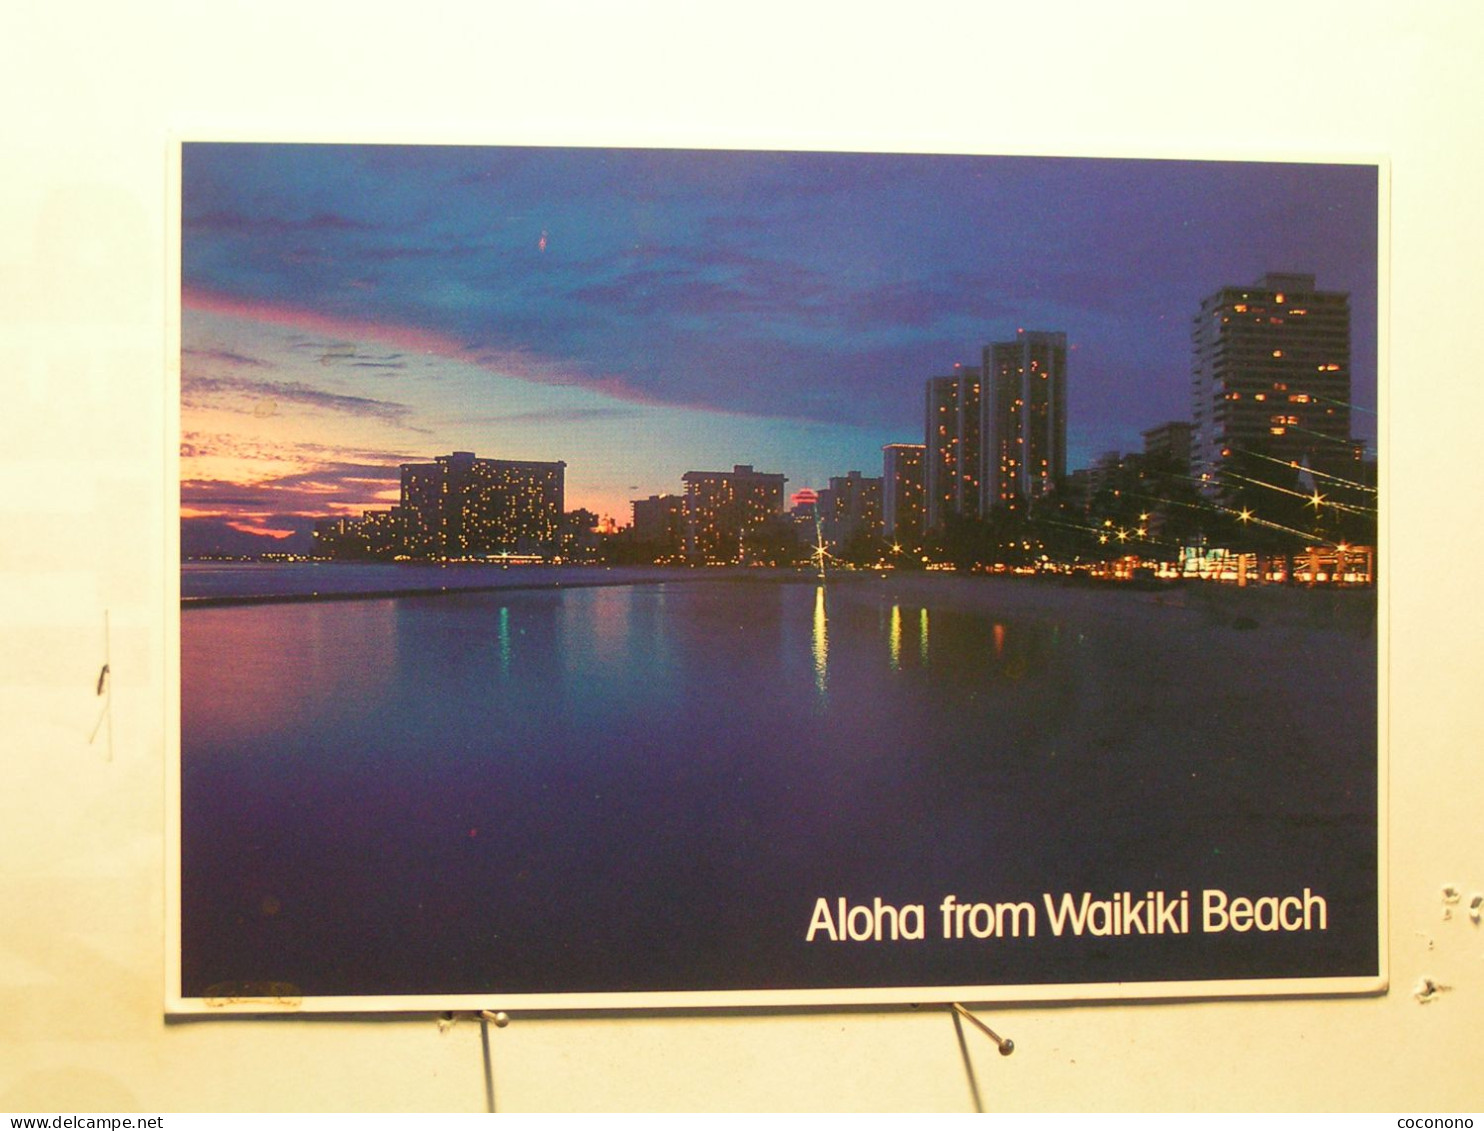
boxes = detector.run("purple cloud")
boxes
[181,374,423,428]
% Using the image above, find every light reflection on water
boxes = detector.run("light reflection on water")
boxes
[886,602,933,673]
[888,604,900,671]
[497,606,510,678]
[812,585,828,703]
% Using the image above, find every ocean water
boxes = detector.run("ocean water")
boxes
[179,573,1377,999]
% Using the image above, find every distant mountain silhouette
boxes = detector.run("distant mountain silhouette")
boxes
[181,516,315,558]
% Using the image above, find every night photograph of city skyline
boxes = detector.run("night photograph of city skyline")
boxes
[175,144,1380,1010]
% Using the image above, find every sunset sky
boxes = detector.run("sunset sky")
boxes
[179,144,1378,548]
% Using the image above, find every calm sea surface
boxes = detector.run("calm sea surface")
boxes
[180,567,1376,998]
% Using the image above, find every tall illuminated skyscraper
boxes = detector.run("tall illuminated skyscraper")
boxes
[982,330,1068,512]
[1191,273,1351,485]
[882,443,926,542]
[923,365,982,530]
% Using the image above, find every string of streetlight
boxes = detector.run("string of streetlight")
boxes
[1223,446,1377,494]
[1216,469,1375,517]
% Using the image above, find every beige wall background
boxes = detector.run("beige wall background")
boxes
[3,1,1480,1113]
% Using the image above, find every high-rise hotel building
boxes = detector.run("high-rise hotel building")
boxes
[983,330,1068,511]
[818,470,883,550]
[400,451,566,558]
[881,443,926,543]
[1191,273,1351,485]
[924,366,982,529]
[922,330,1068,528]
[681,464,787,563]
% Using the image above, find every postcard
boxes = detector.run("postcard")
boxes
[168,144,1382,1012]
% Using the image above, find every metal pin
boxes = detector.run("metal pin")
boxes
[950,1003,1014,1056]
[480,1010,511,1028]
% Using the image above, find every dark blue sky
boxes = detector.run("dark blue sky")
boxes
[180,144,1378,528]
